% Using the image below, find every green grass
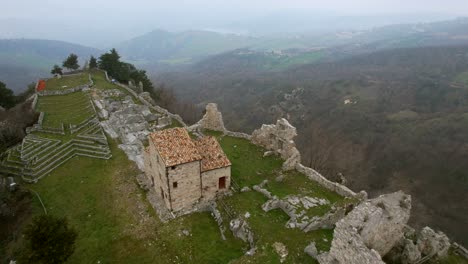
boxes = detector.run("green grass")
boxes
[7,130,346,263]
[36,92,94,128]
[5,73,351,263]
[455,71,468,86]
[267,51,325,71]
[10,140,244,263]
[211,134,349,263]
[217,135,283,187]
[430,249,468,264]
[220,191,332,264]
[167,118,183,128]
[90,70,139,101]
[45,74,90,91]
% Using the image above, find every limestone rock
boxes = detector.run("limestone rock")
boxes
[157,116,172,128]
[251,118,301,171]
[199,103,226,132]
[317,191,411,264]
[240,186,251,192]
[273,242,288,263]
[230,218,254,248]
[417,227,450,258]
[401,239,421,264]
[304,242,318,258]
[140,92,156,105]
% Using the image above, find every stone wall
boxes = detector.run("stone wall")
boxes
[146,139,171,210]
[37,85,89,96]
[296,164,357,198]
[168,161,202,212]
[251,118,301,171]
[201,166,231,201]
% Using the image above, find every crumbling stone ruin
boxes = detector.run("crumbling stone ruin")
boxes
[198,103,226,132]
[253,179,346,233]
[251,118,301,171]
[317,191,411,264]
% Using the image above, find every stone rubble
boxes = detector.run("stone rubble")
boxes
[273,242,289,263]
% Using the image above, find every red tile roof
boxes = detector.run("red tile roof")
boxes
[149,128,231,171]
[150,128,202,167]
[195,136,231,172]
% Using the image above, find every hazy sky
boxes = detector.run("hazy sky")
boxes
[3,0,468,18]
[1,0,468,47]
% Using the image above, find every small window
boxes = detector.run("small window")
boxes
[171,166,176,170]
[173,182,178,188]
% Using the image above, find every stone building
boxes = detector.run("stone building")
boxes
[144,127,231,212]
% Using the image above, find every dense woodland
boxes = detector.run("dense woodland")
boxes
[157,45,468,245]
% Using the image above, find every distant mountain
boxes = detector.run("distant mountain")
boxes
[0,39,99,92]
[165,18,468,75]
[116,29,259,64]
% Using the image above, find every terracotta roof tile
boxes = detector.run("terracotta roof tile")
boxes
[195,136,231,172]
[150,128,202,167]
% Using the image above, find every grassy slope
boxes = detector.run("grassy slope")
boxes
[7,71,466,263]
[37,92,93,128]
[14,140,244,263]
[210,133,351,263]
[44,74,90,91]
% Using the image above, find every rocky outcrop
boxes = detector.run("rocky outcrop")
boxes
[199,103,226,132]
[417,227,450,258]
[251,118,301,171]
[317,191,411,264]
[304,242,319,258]
[96,90,168,171]
[230,218,255,255]
[401,239,422,264]
[273,242,288,263]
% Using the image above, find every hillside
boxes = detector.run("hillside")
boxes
[166,18,468,75]
[158,45,468,246]
[0,39,99,92]
[116,29,259,64]
[1,71,352,263]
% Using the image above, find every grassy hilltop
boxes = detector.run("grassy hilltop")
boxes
[3,72,467,264]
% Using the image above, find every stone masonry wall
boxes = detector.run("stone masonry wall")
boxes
[146,139,171,209]
[201,166,231,201]
[296,164,357,197]
[168,161,202,212]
